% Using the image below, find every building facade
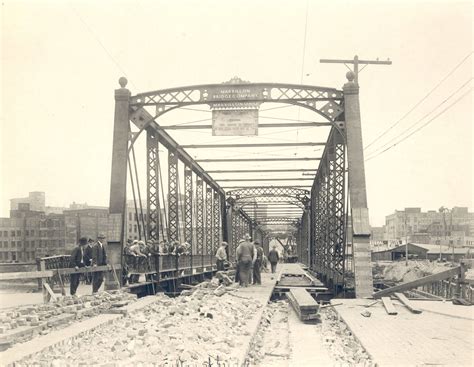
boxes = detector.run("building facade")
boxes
[384,207,474,246]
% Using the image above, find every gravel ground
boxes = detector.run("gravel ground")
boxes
[250,300,290,367]
[320,307,374,366]
[18,280,262,366]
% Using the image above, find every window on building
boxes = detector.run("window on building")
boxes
[134,225,137,233]
[11,252,16,261]
[129,224,132,233]
[0,253,3,260]
[11,231,15,237]
[129,212,132,221]
[3,231,7,237]
[17,230,21,236]
[31,230,35,236]
[25,230,29,236]
[0,231,2,237]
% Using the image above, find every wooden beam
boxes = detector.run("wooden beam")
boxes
[381,297,398,315]
[43,283,57,302]
[373,266,463,298]
[57,265,115,276]
[0,270,54,281]
[394,292,422,314]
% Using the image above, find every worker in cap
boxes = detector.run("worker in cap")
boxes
[69,237,88,295]
[252,240,264,285]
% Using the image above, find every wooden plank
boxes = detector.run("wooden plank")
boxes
[43,283,57,302]
[373,266,462,298]
[0,270,54,281]
[289,288,319,311]
[56,265,115,275]
[394,292,422,314]
[381,297,397,315]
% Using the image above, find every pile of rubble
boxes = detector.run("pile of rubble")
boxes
[376,260,453,283]
[20,279,263,366]
[248,300,290,366]
[0,290,136,346]
[320,307,374,366]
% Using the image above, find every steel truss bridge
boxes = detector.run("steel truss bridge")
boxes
[108,75,373,296]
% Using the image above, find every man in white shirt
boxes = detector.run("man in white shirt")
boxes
[215,242,228,271]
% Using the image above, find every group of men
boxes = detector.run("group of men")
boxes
[215,234,280,287]
[69,234,108,296]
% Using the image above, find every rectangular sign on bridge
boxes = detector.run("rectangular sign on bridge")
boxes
[212,109,259,136]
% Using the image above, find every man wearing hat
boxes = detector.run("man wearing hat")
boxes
[91,234,108,293]
[268,244,280,274]
[69,237,88,296]
[236,234,254,287]
[215,241,228,271]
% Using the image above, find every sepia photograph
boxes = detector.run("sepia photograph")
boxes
[0,0,472,366]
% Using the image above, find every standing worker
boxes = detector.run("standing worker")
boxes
[91,234,108,293]
[69,237,88,296]
[236,234,254,287]
[252,240,264,285]
[268,244,280,274]
[215,241,228,271]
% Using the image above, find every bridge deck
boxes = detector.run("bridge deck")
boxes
[331,298,474,366]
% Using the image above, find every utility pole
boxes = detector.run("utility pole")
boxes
[320,55,392,83]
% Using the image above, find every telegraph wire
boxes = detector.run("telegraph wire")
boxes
[364,51,473,150]
[69,5,138,90]
[365,77,472,157]
[365,87,472,162]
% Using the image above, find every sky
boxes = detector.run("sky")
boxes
[0,0,472,226]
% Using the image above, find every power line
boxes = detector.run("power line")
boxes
[366,77,473,157]
[365,87,472,162]
[69,5,138,90]
[364,52,473,150]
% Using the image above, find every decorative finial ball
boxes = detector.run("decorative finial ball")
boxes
[118,77,128,88]
[346,71,355,82]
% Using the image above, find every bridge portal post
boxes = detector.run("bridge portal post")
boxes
[343,72,373,298]
[107,77,131,289]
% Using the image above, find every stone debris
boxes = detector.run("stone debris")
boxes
[18,279,262,366]
[320,307,374,366]
[248,300,290,366]
[0,290,136,347]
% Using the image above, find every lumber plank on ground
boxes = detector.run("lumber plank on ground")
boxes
[381,297,398,315]
[394,292,422,314]
[43,283,57,302]
[289,288,319,311]
[373,266,462,298]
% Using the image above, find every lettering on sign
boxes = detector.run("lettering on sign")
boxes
[212,110,258,136]
[210,88,260,100]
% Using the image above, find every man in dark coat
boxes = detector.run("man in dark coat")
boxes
[91,234,108,293]
[236,234,254,287]
[268,244,280,274]
[69,237,88,296]
[83,238,94,284]
[252,241,264,285]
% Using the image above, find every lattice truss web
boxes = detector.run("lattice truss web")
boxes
[125,80,347,287]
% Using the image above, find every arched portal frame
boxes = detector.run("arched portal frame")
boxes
[109,77,373,296]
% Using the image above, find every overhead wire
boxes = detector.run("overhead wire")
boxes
[365,87,472,162]
[365,77,473,157]
[364,52,473,150]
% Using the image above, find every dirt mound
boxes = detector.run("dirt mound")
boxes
[376,260,453,283]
